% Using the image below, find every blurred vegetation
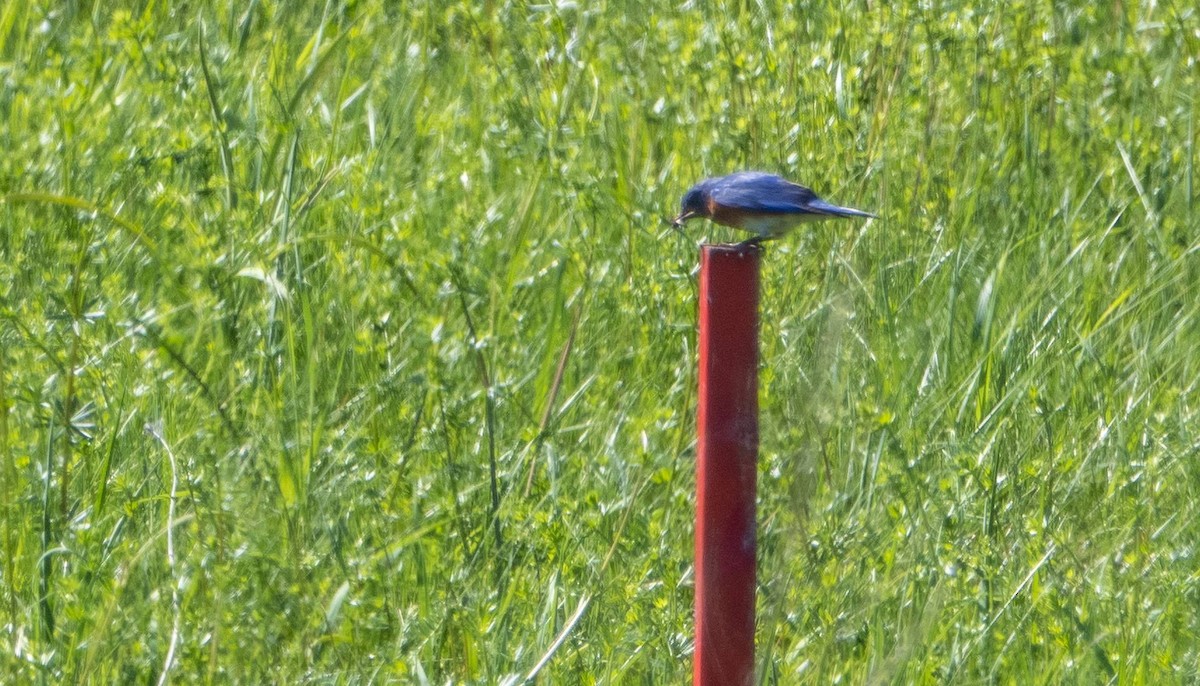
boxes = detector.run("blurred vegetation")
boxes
[1,1,1197,683]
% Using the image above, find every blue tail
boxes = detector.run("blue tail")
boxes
[807,199,878,219]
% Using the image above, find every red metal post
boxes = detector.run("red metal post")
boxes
[695,244,760,686]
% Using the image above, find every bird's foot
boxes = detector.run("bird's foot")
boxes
[735,236,765,250]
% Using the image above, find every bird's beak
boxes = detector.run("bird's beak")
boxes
[672,210,698,227]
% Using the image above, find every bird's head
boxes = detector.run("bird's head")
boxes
[672,185,710,226]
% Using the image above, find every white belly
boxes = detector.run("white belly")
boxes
[738,213,823,237]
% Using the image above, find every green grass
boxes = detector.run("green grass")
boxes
[2,1,1198,683]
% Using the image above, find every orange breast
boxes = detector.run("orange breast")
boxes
[707,198,749,228]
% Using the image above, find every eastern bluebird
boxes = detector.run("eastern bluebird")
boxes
[672,171,876,246]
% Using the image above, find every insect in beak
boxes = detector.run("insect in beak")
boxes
[672,210,698,227]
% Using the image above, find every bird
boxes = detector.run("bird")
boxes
[672,171,876,247]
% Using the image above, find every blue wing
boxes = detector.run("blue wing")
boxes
[707,172,823,214]
[706,172,876,218]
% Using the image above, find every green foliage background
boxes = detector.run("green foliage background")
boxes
[2,1,1198,683]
